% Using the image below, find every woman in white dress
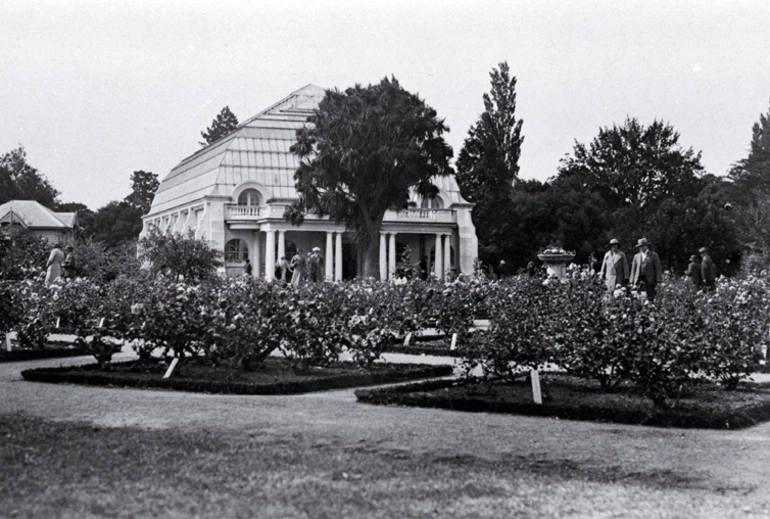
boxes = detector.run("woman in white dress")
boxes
[45,242,65,284]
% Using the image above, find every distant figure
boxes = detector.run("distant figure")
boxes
[278,255,292,282]
[700,247,717,290]
[419,257,428,280]
[290,249,305,286]
[61,245,77,279]
[45,242,65,284]
[309,247,324,282]
[243,258,252,277]
[599,238,629,292]
[630,238,663,301]
[685,254,702,289]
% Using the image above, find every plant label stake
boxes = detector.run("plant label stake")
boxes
[530,369,542,404]
[5,334,11,352]
[56,317,60,328]
[450,333,458,351]
[98,318,105,328]
[163,358,179,379]
[404,333,412,347]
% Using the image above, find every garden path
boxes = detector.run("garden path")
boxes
[3,352,770,508]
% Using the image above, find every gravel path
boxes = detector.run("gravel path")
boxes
[4,352,770,506]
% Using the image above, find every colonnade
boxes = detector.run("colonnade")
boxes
[258,229,343,281]
[379,231,452,281]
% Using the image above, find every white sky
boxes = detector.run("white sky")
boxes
[2,0,769,210]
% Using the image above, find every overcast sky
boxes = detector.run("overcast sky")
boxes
[2,0,769,210]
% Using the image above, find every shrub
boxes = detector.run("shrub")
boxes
[138,228,222,284]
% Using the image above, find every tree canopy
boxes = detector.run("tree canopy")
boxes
[288,77,453,279]
[124,170,159,215]
[729,98,770,194]
[200,106,239,146]
[0,146,60,208]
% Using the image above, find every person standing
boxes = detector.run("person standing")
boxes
[243,258,252,277]
[290,249,305,286]
[278,255,292,282]
[45,242,65,284]
[700,247,717,291]
[685,254,702,289]
[598,238,629,292]
[629,238,663,301]
[61,245,77,279]
[309,247,324,282]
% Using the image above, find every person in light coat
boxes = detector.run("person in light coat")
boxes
[598,238,629,291]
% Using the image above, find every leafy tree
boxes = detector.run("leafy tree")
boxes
[729,98,770,195]
[200,106,239,146]
[0,227,48,280]
[55,202,94,238]
[455,62,524,272]
[558,118,704,212]
[288,77,453,279]
[456,61,524,203]
[138,227,222,283]
[89,201,144,247]
[124,170,159,215]
[0,146,60,208]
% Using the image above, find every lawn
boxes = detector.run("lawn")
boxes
[1,412,768,519]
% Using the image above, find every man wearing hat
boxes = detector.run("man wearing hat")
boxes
[685,254,702,289]
[309,246,324,282]
[699,247,717,290]
[598,238,629,292]
[630,238,663,301]
[61,245,77,279]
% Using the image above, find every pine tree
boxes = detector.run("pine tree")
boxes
[199,106,239,146]
[729,99,770,194]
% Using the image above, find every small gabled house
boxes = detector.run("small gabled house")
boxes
[141,85,478,280]
[0,200,77,244]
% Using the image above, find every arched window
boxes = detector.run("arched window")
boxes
[225,239,249,262]
[420,196,444,209]
[237,189,261,207]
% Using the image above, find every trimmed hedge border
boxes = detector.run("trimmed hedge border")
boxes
[0,347,90,363]
[355,378,770,430]
[21,360,454,395]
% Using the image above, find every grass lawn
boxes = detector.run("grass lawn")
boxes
[357,374,770,429]
[1,412,768,519]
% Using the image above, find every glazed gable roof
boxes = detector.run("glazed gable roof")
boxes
[149,84,469,216]
[0,200,75,229]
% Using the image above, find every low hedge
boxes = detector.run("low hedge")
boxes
[355,375,770,430]
[0,346,90,363]
[21,359,454,395]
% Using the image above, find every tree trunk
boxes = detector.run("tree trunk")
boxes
[360,238,381,279]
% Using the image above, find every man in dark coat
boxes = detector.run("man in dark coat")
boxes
[629,238,663,301]
[700,247,717,290]
[685,254,702,289]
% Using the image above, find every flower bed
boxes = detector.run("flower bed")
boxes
[355,374,770,430]
[20,358,453,395]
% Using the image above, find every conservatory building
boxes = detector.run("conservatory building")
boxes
[141,85,478,280]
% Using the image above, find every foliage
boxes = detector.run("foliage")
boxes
[124,170,159,215]
[0,146,60,208]
[729,98,770,197]
[70,239,141,282]
[89,201,144,247]
[200,106,239,146]
[288,77,453,278]
[558,118,704,212]
[0,227,48,281]
[138,228,222,284]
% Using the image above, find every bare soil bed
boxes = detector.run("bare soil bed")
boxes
[20,357,453,395]
[356,373,770,429]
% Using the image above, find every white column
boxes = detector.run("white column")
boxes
[277,230,286,262]
[325,232,334,281]
[434,233,443,281]
[443,234,452,278]
[335,232,343,281]
[264,230,276,281]
[253,230,261,278]
[379,233,387,281]
[388,233,397,280]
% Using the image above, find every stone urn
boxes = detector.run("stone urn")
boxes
[537,247,576,279]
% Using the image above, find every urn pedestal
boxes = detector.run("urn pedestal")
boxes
[537,249,576,279]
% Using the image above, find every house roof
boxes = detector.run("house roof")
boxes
[148,84,470,216]
[0,200,76,229]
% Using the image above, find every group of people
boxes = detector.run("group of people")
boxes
[599,237,716,301]
[44,242,77,284]
[242,247,325,285]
